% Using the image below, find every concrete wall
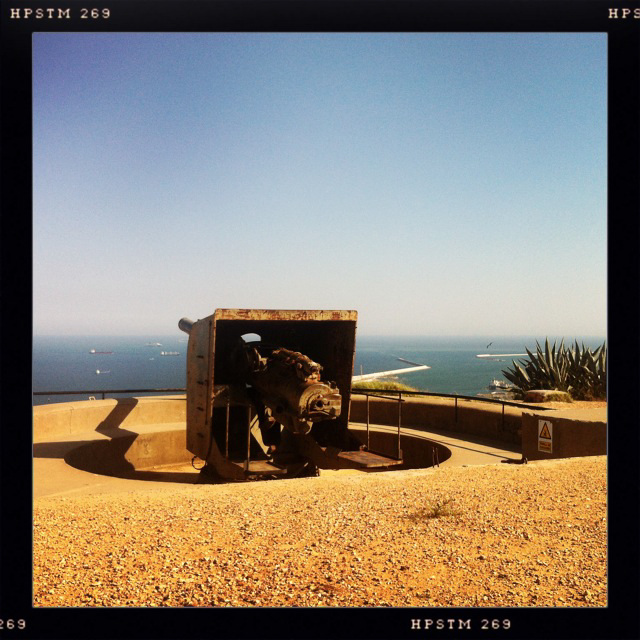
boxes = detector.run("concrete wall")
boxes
[521,408,607,461]
[64,427,192,474]
[349,395,523,444]
[33,395,187,442]
[35,394,519,445]
[33,396,450,474]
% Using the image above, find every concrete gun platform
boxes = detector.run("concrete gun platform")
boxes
[34,418,520,499]
[36,396,607,500]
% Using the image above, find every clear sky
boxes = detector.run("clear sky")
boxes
[33,33,607,337]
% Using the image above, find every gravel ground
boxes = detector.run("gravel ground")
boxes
[532,400,607,411]
[33,456,607,608]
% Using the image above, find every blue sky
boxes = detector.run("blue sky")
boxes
[33,33,607,336]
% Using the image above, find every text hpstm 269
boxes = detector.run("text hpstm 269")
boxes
[8,7,110,19]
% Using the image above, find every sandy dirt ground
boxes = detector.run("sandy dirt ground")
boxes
[33,455,607,608]
[533,400,607,410]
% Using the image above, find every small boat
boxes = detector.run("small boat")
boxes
[160,351,180,356]
[146,342,163,347]
[95,369,111,375]
[89,349,113,354]
[488,379,511,390]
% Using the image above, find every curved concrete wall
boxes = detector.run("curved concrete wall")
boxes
[33,397,452,475]
[63,424,451,476]
[64,427,192,474]
[34,396,456,474]
[350,395,523,444]
[349,425,451,470]
[34,394,522,444]
[33,395,187,442]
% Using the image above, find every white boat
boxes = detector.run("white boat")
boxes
[488,379,511,390]
[145,342,162,347]
[160,351,180,356]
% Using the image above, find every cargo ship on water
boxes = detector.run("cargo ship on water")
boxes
[89,349,113,354]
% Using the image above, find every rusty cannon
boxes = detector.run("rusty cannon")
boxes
[179,309,402,480]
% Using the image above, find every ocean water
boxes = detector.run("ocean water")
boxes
[32,335,189,406]
[32,334,606,406]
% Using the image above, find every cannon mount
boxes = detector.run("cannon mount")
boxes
[179,309,395,480]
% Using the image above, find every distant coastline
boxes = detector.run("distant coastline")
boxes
[32,334,607,406]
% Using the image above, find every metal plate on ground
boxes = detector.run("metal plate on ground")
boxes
[337,450,403,468]
[245,461,289,475]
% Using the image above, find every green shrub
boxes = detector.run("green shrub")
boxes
[351,378,418,391]
[409,497,461,521]
[502,338,606,400]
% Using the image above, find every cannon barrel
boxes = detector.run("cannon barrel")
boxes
[178,317,194,335]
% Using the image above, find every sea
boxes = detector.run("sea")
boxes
[32,334,606,406]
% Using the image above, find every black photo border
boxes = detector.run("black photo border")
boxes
[1,1,638,639]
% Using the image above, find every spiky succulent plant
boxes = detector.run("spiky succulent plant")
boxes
[502,338,606,400]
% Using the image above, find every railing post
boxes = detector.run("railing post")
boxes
[366,394,370,450]
[454,395,458,423]
[397,392,402,460]
[245,406,251,472]
[501,402,505,431]
[225,394,230,458]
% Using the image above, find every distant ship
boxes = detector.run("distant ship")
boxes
[146,342,162,347]
[95,369,111,374]
[89,349,113,354]
[160,351,180,356]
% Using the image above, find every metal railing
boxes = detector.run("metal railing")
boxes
[351,387,552,436]
[351,387,552,411]
[363,391,404,460]
[33,388,186,401]
[34,386,552,413]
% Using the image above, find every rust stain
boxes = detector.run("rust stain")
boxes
[213,309,357,322]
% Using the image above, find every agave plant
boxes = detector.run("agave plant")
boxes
[502,338,606,400]
[566,340,607,399]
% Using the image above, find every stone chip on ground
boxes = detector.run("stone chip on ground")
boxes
[33,456,607,608]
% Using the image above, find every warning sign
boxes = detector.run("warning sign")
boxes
[538,419,553,453]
